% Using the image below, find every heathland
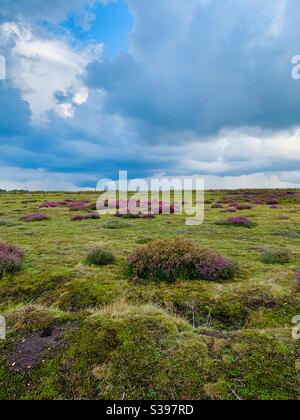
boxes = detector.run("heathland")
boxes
[0,189,299,400]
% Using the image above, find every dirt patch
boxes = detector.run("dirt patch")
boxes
[8,326,67,372]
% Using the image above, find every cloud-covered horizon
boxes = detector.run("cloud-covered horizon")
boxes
[1,0,300,191]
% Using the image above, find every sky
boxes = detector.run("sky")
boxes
[0,0,300,190]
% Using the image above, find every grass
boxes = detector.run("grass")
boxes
[0,189,299,400]
[86,247,116,267]
[260,248,292,265]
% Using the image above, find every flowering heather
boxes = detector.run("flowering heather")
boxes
[266,199,279,205]
[0,243,25,278]
[216,217,256,228]
[86,203,97,210]
[127,238,236,283]
[228,216,252,224]
[151,202,180,215]
[71,213,100,221]
[22,214,49,222]
[221,196,238,203]
[39,201,68,208]
[142,214,155,219]
[236,204,253,210]
[107,200,180,216]
[68,201,91,211]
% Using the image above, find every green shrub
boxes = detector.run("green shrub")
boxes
[260,249,291,265]
[86,247,116,266]
[128,238,236,283]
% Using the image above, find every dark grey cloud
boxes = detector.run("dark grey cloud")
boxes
[86,0,300,136]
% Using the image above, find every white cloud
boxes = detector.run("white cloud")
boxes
[0,22,102,120]
[202,172,300,189]
[0,166,92,191]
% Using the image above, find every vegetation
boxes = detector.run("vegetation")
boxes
[87,247,116,266]
[22,214,49,223]
[0,189,299,400]
[260,249,292,265]
[0,244,25,278]
[128,238,236,282]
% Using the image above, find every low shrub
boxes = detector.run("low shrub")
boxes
[142,214,155,219]
[22,214,49,222]
[86,247,116,266]
[127,238,236,283]
[260,249,291,265]
[216,217,256,228]
[39,201,69,208]
[236,204,253,210]
[68,201,90,211]
[0,243,25,278]
[71,213,100,221]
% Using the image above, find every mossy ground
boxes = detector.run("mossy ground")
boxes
[0,190,299,400]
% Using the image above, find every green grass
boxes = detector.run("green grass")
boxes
[0,190,299,400]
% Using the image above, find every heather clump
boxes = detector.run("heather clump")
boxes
[260,249,291,265]
[39,201,69,208]
[236,204,253,211]
[0,243,25,278]
[142,214,155,219]
[266,199,279,205]
[22,214,49,222]
[127,238,236,283]
[68,201,91,211]
[216,217,256,228]
[71,213,100,222]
